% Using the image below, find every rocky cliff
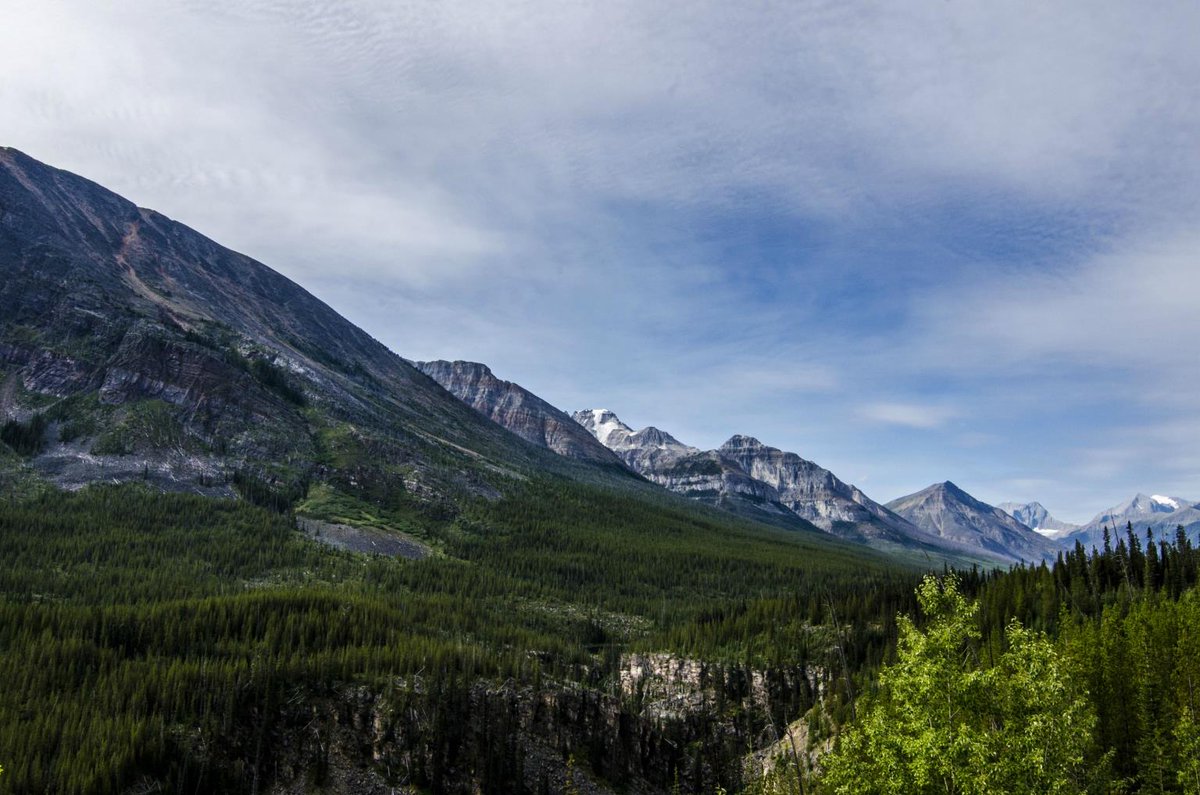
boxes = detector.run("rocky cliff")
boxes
[414,361,623,466]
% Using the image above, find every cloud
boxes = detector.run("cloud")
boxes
[858,403,960,430]
[908,227,1200,389]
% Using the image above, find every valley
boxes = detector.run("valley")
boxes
[2,147,1199,794]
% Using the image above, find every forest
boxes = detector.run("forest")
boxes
[754,524,1200,794]
[1,478,1198,793]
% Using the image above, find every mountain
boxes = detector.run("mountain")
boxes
[413,360,623,466]
[572,409,817,531]
[715,434,928,542]
[887,482,1058,563]
[0,145,609,506]
[573,409,1015,561]
[0,146,969,795]
[1059,493,1200,550]
[997,501,1080,539]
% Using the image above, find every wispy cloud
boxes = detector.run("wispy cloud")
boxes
[859,403,959,431]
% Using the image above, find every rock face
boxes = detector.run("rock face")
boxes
[996,501,1079,538]
[886,482,1058,563]
[414,361,624,466]
[0,146,577,500]
[1059,493,1200,550]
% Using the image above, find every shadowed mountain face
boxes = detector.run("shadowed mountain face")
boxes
[0,146,579,501]
[887,482,1058,564]
[414,360,623,466]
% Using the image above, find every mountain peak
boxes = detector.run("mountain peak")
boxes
[887,482,1056,564]
[572,408,635,448]
[721,434,768,451]
[629,426,687,449]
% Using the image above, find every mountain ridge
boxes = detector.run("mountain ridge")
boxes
[0,145,624,508]
[1058,492,1200,550]
[413,360,623,466]
[573,409,1023,563]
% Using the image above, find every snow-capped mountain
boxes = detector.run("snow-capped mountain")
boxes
[996,502,1080,539]
[573,410,814,530]
[1059,493,1200,550]
[573,409,699,470]
[887,482,1058,563]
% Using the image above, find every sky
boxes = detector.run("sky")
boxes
[3,0,1199,523]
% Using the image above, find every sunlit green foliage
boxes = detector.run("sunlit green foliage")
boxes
[821,575,1093,794]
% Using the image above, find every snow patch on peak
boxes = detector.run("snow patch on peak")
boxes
[1152,495,1180,510]
[574,408,632,447]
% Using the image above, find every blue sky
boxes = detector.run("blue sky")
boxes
[3,0,1199,522]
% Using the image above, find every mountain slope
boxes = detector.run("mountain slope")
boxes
[887,482,1058,563]
[0,146,614,506]
[997,501,1080,539]
[414,360,623,466]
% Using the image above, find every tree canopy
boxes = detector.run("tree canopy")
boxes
[822,575,1095,795]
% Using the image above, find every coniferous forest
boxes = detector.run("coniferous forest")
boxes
[2,473,1199,793]
[0,478,918,794]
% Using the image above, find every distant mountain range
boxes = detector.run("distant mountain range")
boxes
[398,364,1052,564]
[1057,493,1200,550]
